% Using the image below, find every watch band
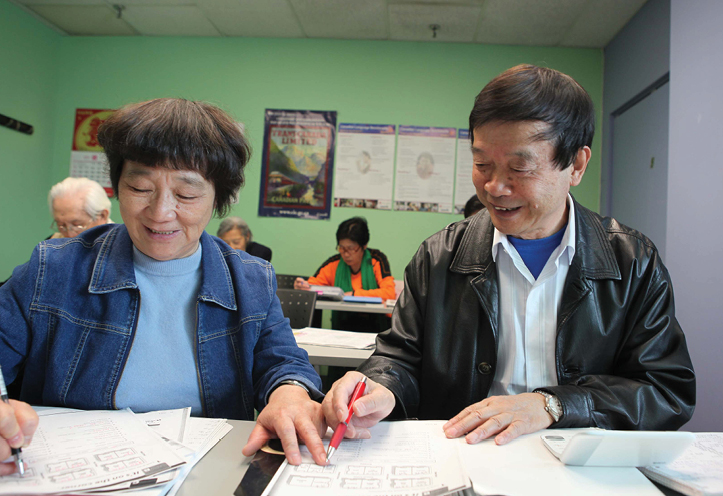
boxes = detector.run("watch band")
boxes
[277,379,310,394]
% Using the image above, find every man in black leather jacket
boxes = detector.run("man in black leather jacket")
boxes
[321,65,695,447]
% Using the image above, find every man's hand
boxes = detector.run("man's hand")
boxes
[0,400,38,476]
[322,371,395,440]
[294,278,310,290]
[242,385,326,466]
[443,393,553,445]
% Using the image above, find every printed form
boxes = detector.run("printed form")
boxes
[267,420,470,496]
[0,409,185,494]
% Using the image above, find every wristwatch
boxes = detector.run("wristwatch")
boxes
[535,391,562,423]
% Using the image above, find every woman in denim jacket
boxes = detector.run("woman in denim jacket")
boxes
[0,99,328,472]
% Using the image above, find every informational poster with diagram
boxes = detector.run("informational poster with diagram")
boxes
[454,129,477,214]
[258,109,337,220]
[393,126,456,213]
[334,123,395,210]
[70,108,114,196]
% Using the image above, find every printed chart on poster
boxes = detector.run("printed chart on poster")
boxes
[454,129,477,214]
[70,109,114,196]
[258,109,337,220]
[393,126,456,213]
[334,123,395,210]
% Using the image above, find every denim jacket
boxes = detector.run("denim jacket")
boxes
[0,224,322,420]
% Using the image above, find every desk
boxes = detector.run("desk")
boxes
[297,343,373,367]
[176,420,253,496]
[314,299,393,314]
[176,422,682,496]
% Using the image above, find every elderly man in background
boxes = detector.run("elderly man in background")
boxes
[48,177,112,238]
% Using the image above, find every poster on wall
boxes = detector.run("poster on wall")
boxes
[333,123,395,210]
[70,108,114,196]
[258,109,337,220]
[393,125,456,213]
[454,129,477,214]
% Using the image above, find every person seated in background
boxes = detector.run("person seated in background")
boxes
[0,178,113,290]
[323,65,694,448]
[295,217,395,332]
[0,98,327,472]
[217,216,272,262]
[48,177,113,238]
[463,194,486,218]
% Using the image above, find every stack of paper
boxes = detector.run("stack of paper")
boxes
[293,327,376,350]
[640,433,723,496]
[0,407,232,496]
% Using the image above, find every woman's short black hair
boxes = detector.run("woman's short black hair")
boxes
[97,98,251,217]
[336,217,370,247]
[468,64,595,170]
[463,194,485,218]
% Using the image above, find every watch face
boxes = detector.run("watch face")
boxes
[547,397,561,419]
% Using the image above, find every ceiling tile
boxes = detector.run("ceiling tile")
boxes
[389,4,481,43]
[561,0,648,47]
[288,0,388,39]
[25,4,137,35]
[199,0,304,38]
[121,5,220,36]
[475,0,587,46]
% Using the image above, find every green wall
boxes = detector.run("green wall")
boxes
[3,2,603,280]
[0,1,61,279]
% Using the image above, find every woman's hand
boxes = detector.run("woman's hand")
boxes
[0,400,38,476]
[242,385,327,466]
[322,372,395,440]
[294,278,310,290]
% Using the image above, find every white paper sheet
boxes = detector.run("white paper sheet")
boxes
[137,408,191,443]
[334,123,395,210]
[0,409,185,494]
[453,129,476,214]
[640,432,723,496]
[460,428,662,496]
[394,126,457,213]
[293,328,376,350]
[268,421,470,496]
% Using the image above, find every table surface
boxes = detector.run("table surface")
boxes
[176,419,254,496]
[296,343,374,367]
[175,421,682,496]
[314,299,393,314]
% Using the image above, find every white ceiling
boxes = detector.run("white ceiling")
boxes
[10,0,648,48]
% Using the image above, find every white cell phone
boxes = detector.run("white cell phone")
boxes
[541,430,696,467]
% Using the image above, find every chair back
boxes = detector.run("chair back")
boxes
[276,289,317,329]
[276,273,305,290]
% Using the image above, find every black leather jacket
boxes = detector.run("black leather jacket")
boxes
[358,201,695,430]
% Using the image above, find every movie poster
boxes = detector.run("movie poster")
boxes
[70,108,114,196]
[258,109,337,220]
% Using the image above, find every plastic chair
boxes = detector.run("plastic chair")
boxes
[276,273,305,290]
[276,288,317,329]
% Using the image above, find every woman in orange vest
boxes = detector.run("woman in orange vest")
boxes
[295,217,394,332]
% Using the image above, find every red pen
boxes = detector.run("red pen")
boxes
[325,376,367,463]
